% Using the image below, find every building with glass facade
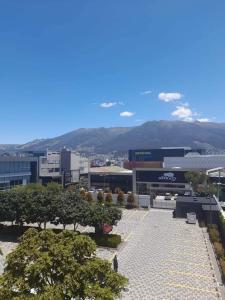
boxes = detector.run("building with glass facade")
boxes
[0,157,38,190]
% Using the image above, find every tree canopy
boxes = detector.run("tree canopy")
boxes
[0,183,122,234]
[0,228,127,299]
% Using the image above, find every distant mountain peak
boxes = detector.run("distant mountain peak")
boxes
[1,120,225,154]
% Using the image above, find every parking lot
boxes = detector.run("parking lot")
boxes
[0,209,224,299]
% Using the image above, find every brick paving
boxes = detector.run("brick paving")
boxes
[118,209,223,300]
[0,208,224,299]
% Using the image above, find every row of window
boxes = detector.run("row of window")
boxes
[0,161,31,174]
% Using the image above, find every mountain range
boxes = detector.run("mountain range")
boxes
[2,121,225,154]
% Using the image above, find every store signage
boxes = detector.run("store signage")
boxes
[158,172,176,182]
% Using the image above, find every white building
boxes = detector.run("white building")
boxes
[39,151,61,178]
[164,155,225,170]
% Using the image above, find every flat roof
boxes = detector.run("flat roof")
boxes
[176,196,217,205]
[0,156,38,162]
[89,166,132,175]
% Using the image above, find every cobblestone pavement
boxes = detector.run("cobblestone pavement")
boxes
[117,209,223,300]
[0,209,224,300]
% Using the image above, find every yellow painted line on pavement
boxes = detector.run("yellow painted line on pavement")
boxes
[166,259,208,267]
[165,282,218,295]
[124,232,132,242]
[167,269,214,280]
[140,210,149,221]
[127,210,138,220]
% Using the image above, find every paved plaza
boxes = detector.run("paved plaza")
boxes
[0,208,225,299]
[119,209,224,299]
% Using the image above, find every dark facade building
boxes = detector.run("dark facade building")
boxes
[125,148,205,170]
[89,166,133,193]
[133,168,191,195]
[176,196,219,223]
[0,157,38,190]
[129,148,205,162]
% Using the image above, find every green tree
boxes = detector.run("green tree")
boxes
[86,191,94,203]
[82,204,122,234]
[185,171,207,192]
[105,192,113,206]
[117,191,125,207]
[28,189,55,229]
[97,191,104,205]
[0,228,127,300]
[126,193,136,209]
[55,191,89,230]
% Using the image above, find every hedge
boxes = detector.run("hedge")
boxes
[220,259,225,282]
[208,225,220,243]
[214,242,225,259]
[88,233,122,248]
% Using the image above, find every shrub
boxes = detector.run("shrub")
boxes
[214,242,225,259]
[208,226,220,243]
[220,259,225,282]
[86,192,94,203]
[117,191,125,207]
[105,193,113,206]
[126,193,137,209]
[97,191,104,204]
[88,233,122,248]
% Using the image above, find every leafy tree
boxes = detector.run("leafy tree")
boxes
[126,193,136,209]
[82,205,122,234]
[105,192,113,206]
[117,191,125,206]
[185,171,207,192]
[28,189,55,229]
[46,182,62,193]
[86,191,94,203]
[97,191,104,205]
[0,228,127,299]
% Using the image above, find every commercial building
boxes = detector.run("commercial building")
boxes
[39,149,89,185]
[88,166,133,193]
[175,196,220,223]
[133,168,191,195]
[164,154,225,170]
[61,148,89,185]
[39,151,61,184]
[0,156,38,190]
[124,147,204,169]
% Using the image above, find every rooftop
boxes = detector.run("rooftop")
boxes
[89,166,132,175]
[176,196,217,205]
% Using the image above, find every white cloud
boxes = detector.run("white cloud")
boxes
[100,102,117,108]
[158,92,183,102]
[140,90,152,95]
[197,118,210,123]
[171,105,195,121]
[120,111,135,117]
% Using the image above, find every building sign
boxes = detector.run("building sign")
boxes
[158,172,176,182]
[136,170,187,183]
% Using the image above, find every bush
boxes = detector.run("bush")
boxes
[208,226,220,243]
[105,193,113,206]
[117,191,125,207]
[89,233,122,248]
[86,192,94,203]
[97,191,104,204]
[220,259,225,282]
[214,242,225,259]
[126,193,137,209]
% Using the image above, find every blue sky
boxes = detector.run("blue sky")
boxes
[1,0,225,143]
